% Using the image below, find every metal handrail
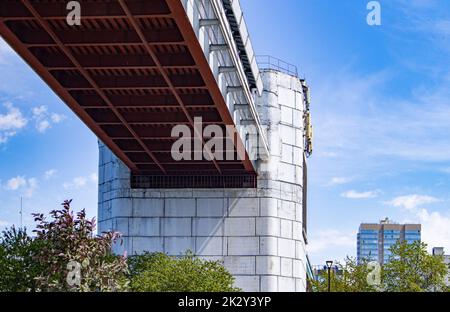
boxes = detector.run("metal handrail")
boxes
[256,55,299,77]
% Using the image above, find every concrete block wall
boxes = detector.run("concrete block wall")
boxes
[98,70,308,292]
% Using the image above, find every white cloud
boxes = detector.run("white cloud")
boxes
[44,169,57,180]
[328,176,353,186]
[32,105,47,117]
[73,177,87,188]
[387,194,449,252]
[63,172,98,190]
[6,176,26,190]
[4,175,38,197]
[417,209,450,253]
[0,133,13,144]
[0,220,10,228]
[434,20,450,36]
[89,173,98,183]
[36,120,50,133]
[51,113,65,123]
[341,190,380,199]
[0,103,27,130]
[24,178,38,197]
[31,105,66,133]
[308,229,356,254]
[0,102,27,144]
[387,194,440,210]
[389,0,450,53]
[63,177,87,190]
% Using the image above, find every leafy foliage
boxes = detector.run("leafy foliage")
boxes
[0,201,128,292]
[0,227,44,291]
[311,241,449,292]
[0,200,240,292]
[383,241,448,292]
[310,257,379,292]
[128,252,241,292]
[31,200,128,292]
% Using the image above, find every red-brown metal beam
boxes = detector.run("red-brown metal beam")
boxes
[25,42,185,48]
[0,17,139,173]
[49,72,205,89]
[1,1,171,18]
[136,162,243,165]
[83,105,213,109]
[88,110,221,124]
[50,73,169,89]
[0,0,163,18]
[97,121,225,126]
[0,0,170,18]
[142,151,241,161]
[106,124,229,136]
[47,65,197,71]
[119,0,223,174]
[20,0,167,175]
[2,15,172,22]
[112,136,229,140]
[166,0,255,173]
[63,84,209,90]
[71,93,214,107]
[0,0,255,177]
[64,86,209,92]
[31,51,195,68]
[7,26,183,45]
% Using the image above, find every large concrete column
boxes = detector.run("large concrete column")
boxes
[98,69,308,292]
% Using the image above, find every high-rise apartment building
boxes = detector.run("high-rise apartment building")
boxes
[357,218,421,264]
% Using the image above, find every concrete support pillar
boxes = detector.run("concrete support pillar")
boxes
[98,70,308,292]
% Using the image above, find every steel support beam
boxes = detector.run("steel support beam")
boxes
[0,18,139,173]
[166,0,255,172]
[118,0,223,174]
[20,0,167,174]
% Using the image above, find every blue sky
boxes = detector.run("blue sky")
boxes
[241,0,450,263]
[1,0,450,265]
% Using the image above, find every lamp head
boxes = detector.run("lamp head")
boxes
[326,260,333,269]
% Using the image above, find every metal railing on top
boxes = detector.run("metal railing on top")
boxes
[256,55,299,77]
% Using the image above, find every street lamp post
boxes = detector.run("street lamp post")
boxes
[326,260,333,292]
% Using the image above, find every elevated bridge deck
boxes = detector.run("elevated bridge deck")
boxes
[0,0,267,187]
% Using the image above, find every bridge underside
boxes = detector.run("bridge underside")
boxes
[0,0,256,187]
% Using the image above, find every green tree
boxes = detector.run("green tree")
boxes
[383,241,448,292]
[128,252,240,292]
[310,257,380,292]
[311,241,449,292]
[31,200,129,292]
[0,227,45,291]
[1,200,244,292]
